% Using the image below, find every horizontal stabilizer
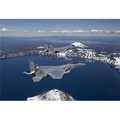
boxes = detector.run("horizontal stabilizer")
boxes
[23,71,35,75]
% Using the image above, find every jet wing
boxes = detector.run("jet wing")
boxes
[56,45,79,52]
[32,70,46,82]
[47,63,86,79]
[40,65,55,70]
[32,75,44,82]
[56,46,70,51]
[47,69,65,79]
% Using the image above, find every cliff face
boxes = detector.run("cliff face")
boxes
[27,89,75,101]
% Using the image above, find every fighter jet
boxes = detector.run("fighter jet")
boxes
[24,60,86,82]
[37,43,82,55]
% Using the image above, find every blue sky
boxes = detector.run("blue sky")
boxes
[0,19,120,36]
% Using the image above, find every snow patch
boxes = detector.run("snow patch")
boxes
[115,57,120,66]
[57,52,67,58]
[71,42,88,48]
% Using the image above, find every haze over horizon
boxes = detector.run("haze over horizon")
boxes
[0,19,120,36]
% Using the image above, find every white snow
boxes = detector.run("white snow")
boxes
[37,46,45,49]
[115,57,120,65]
[71,42,88,48]
[57,52,67,58]
[27,89,75,101]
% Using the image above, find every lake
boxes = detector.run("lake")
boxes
[1,55,120,100]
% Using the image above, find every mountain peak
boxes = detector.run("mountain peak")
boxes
[27,89,75,101]
[71,42,88,48]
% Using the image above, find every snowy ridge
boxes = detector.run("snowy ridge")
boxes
[27,89,75,101]
[71,42,88,48]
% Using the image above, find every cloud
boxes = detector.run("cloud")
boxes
[115,30,120,34]
[51,30,88,33]
[51,29,97,34]
[51,29,120,34]
[0,27,8,32]
[1,28,120,36]
[90,29,103,33]
[0,27,15,33]
[90,29,113,34]
[37,30,46,33]
[73,30,89,33]
[59,30,74,33]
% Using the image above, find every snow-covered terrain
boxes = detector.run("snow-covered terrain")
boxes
[39,42,120,72]
[114,57,120,66]
[106,56,120,71]
[71,42,88,48]
[112,57,120,71]
[27,89,75,101]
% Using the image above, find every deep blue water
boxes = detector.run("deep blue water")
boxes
[1,55,120,100]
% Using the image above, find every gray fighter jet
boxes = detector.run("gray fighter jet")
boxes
[24,60,86,82]
[38,43,80,55]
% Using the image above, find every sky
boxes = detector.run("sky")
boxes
[0,19,120,36]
